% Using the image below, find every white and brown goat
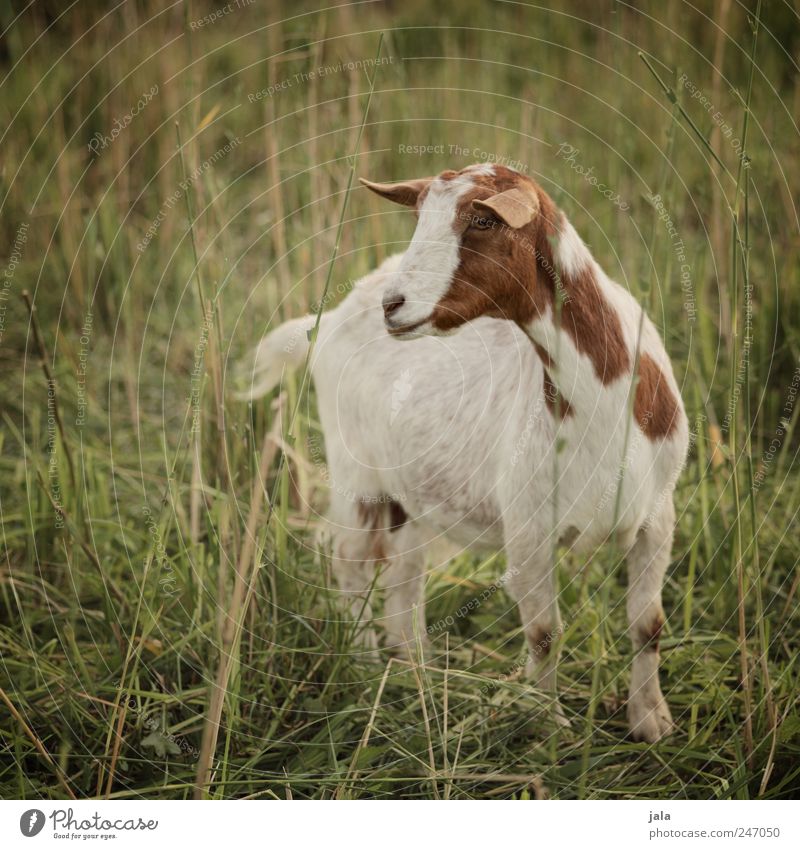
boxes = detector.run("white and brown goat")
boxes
[240,164,688,742]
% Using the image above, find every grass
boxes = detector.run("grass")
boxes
[1,0,799,799]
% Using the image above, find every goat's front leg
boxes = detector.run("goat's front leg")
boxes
[504,543,569,726]
[625,499,675,742]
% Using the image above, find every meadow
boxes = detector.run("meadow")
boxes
[1,0,799,799]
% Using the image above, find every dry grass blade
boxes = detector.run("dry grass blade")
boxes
[194,395,285,798]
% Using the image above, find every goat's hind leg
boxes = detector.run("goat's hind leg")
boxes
[626,499,675,742]
[378,515,430,660]
[320,497,384,657]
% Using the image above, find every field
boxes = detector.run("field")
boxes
[1,0,799,799]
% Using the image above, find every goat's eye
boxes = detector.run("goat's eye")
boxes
[471,215,495,230]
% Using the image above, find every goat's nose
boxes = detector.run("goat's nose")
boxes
[382,293,405,319]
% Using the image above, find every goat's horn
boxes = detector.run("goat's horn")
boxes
[359,177,434,208]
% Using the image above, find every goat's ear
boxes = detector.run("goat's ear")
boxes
[472,187,539,229]
[359,177,433,208]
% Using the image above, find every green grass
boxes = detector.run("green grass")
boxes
[1,0,799,799]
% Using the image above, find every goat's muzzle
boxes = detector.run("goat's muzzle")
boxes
[382,293,406,320]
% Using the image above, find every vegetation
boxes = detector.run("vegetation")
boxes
[1,0,799,799]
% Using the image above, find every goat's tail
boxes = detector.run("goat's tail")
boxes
[233,314,316,400]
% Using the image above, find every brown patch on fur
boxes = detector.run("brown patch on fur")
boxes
[357,500,382,530]
[533,337,573,419]
[637,614,664,653]
[551,260,631,384]
[634,354,679,439]
[533,341,552,368]
[424,168,630,386]
[543,369,573,419]
[388,499,408,532]
[427,177,549,332]
[369,534,387,564]
[357,500,388,563]
[559,525,580,548]
[354,500,384,563]
[527,625,553,658]
[359,497,408,544]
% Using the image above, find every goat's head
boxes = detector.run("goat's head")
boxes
[361,164,557,338]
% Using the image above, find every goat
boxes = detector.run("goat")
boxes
[239,163,688,742]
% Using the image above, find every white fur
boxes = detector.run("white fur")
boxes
[380,174,473,334]
[554,217,591,279]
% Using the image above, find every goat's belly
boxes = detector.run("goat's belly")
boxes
[434,514,504,552]
[403,484,505,552]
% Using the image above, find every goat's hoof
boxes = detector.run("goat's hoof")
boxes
[628,695,673,743]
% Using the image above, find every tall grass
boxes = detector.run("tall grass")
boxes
[1,0,799,799]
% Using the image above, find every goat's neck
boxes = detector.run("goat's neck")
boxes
[519,218,632,405]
